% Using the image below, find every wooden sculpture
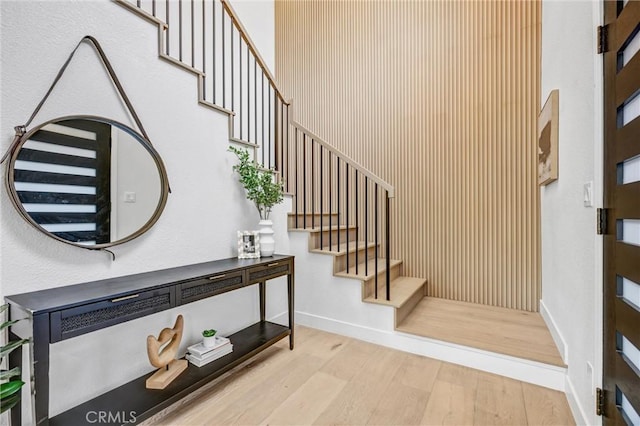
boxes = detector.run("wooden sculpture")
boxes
[145,314,188,389]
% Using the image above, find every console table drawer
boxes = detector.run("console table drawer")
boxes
[177,270,245,304]
[50,288,175,342]
[247,260,291,284]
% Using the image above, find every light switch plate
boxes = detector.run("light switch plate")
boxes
[124,191,136,203]
[583,182,593,207]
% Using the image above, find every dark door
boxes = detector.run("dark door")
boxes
[603,0,640,424]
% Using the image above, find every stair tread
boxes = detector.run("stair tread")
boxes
[197,99,234,116]
[289,224,356,233]
[335,258,402,280]
[310,241,375,256]
[229,136,255,146]
[363,276,426,308]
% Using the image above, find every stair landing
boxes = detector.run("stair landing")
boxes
[396,297,565,367]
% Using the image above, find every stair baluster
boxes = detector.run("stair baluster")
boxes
[386,193,391,301]
[178,0,183,62]
[375,182,379,299]
[320,146,324,249]
[190,0,195,68]
[329,151,333,249]
[337,157,341,252]
[222,4,229,106]
[311,138,315,229]
[346,163,349,273]
[355,172,359,275]
[303,133,307,229]
[295,127,299,229]
[365,176,369,278]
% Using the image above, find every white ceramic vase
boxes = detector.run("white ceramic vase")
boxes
[259,219,275,257]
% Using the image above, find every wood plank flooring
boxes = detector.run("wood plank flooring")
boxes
[396,297,565,367]
[144,326,574,426]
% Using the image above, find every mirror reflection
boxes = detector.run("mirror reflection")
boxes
[8,116,168,247]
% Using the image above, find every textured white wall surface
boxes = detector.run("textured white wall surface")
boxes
[231,0,275,73]
[0,0,284,420]
[540,1,603,425]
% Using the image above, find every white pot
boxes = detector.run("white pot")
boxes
[259,219,275,257]
[202,335,217,348]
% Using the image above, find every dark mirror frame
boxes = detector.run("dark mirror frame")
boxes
[4,115,170,251]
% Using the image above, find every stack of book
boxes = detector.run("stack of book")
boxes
[186,336,233,367]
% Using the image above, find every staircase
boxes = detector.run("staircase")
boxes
[288,213,427,329]
[115,0,567,392]
[115,0,428,329]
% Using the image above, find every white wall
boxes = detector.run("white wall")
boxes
[231,0,275,73]
[540,1,603,425]
[0,0,283,421]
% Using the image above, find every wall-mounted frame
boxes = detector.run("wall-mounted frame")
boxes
[237,231,260,259]
[538,89,559,185]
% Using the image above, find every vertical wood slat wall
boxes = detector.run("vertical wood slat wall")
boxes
[276,0,541,311]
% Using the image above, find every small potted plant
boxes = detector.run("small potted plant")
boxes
[202,329,217,348]
[229,146,285,257]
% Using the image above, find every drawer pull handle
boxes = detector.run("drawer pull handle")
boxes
[267,262,279,267]
[111,294,140,303]
[208,274,226,280]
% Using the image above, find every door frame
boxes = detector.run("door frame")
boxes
[595,1,605,424]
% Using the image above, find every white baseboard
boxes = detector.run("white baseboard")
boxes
[268,311,289,324]
[295,310,567,391]
[540,299,569,364]
[565,374,592,425]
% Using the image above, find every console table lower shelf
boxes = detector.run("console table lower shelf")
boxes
[50,321,290,426]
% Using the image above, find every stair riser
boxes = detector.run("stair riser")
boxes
[308,228,358,250]
[394,283,427,327]
[287,213,339,228]
[363,263,402,299]
[334,246,379,274]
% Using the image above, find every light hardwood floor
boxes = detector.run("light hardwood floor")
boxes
[145,326,574,426]
[397,297,565,367]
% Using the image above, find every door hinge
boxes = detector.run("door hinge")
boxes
[598,25,609,54]
[596,387,605,416]
[597,208,608,235]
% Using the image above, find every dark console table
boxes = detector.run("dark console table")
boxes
[6,255,295,425]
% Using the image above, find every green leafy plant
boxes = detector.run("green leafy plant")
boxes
[228,146,284,220]
[1,303,28,414]
[202,329,217,338]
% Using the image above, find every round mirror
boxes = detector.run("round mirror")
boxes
[6,115,169,249]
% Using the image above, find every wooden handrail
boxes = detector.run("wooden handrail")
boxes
[287,102,395,198]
